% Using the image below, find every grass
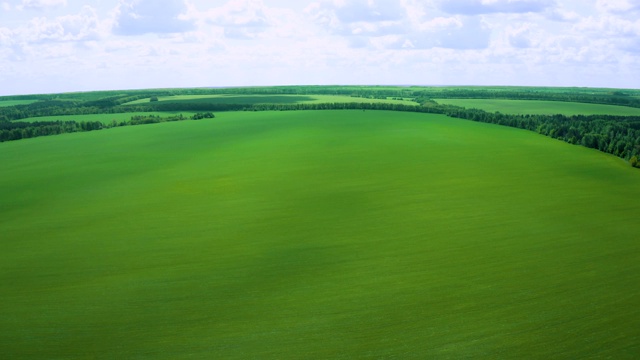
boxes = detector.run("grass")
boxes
[16,112,200,124]
[434,98,640,116]
[124,94,418,106]
[2,110,640,359]
[0,100,38,107]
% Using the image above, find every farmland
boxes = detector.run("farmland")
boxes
[2,109,640,358]
[433,98,640,116]
[123,94,418,106]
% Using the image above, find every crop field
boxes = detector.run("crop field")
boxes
[16,111,200,124]
[123,94,418,106]
[434,98,640,116]
[2,110,639,359]
[0,99,38,107]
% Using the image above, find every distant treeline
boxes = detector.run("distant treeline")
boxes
[129,112,214,125]
[3,86,640,123]
[415,90,640,108]
[0,120,104,142]
[0,113,214,142]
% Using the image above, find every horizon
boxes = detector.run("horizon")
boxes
[3,83,638,98]
[1,0,640,96]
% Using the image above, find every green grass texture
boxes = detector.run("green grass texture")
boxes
[124,94,418,106]
[434,98,640,116]
[2,110,640,359]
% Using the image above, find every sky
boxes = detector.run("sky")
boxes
[1,0,639,95]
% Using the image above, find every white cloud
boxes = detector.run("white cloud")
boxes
[20,0,66,9]
[0,5,104,46]
[0,27,12,46]
[575,15,640,50]
[507,24,534,48]
[26,6,102,42]
[596,0,640,14]
[204,0,269,27]
[332,0,405,23]
[113,0,195,36]
[440,0,555,15]
[587,16,639,37]
[305,0,407,34]
[545,8,580,22]
[434,16,491,49]
[306,1,491,50]
[190,0,314,41]
[199,0,270,39]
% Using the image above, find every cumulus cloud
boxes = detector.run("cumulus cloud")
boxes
[204,0,269,28]
[433,16,491,49]
[440,0,555,15]
[113,0,195,36]
[306,0,491,50]
[573,15,640,54]
[0,27,11,46]
[192,0,314,41]
[596,0,640,14]
[545,8,580,22]
[306,0,407,37]
[20,0,66,9]
[620,38,640,53]
[507,24,534,48]
[1,6,102,44]
[200,0,270,39]
[576,16,640,38]
[331,0,405,23]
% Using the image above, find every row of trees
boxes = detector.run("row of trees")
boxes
[434,106,640,165]
[0,113,213,142]
[129,112,214,125]
[0,120,104,142]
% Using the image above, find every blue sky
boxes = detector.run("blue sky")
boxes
[1,0,639,95]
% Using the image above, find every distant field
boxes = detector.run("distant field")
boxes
[0,100,38,107]
[16,111,199,124]
[434,98,640,116]
[2,110,640,358]
[124,94,418,106]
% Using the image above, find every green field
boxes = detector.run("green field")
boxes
[124,94,418,106]
[2,110,640,358]
[434,98,640,116]
[16,111,201,124]
[0,100,38,107]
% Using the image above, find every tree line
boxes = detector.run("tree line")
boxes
[0,113,214,142]
[0,120,105,142]
[434,105,640,166]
